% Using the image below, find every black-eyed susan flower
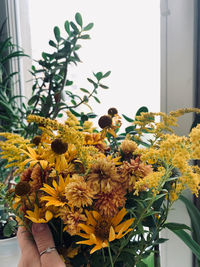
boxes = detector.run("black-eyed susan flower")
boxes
[21,146,48,169]
[41,175,69,207]
[15,181,31,196]
[25,204,53,223]
[43,139,69,172]
[76,208,134,254]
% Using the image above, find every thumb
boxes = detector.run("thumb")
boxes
[32,223,65,267]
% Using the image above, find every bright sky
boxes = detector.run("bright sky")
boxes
[28,0,160,124]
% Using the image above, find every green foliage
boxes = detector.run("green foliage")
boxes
[26,13,110,137]
[179,195,200,266]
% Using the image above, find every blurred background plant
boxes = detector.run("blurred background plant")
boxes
[0,13,110,238]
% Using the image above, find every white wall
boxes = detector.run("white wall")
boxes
[160,0,197,266]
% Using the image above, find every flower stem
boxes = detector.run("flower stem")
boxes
[102,248,106,263]
[108,243,114,267]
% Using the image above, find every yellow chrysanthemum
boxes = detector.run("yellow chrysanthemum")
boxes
[41,175,69,207]
[65,174,94,208]
[87,158,121,193]
[77,208,134,254]
[59,206,87,236]
[25,204,53,223]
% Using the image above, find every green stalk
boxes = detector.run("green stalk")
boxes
[108,243,114,267]
[113,165,173,265]
[102,248,106,263]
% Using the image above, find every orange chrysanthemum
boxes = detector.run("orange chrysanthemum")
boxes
[94,186,126,217]
[87,158,120,193]
[59,206,87,236]
[65,175,94,208]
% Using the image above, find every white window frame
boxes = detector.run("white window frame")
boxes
[160,1,197,267]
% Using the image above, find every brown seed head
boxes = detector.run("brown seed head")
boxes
[15,181,31,196]
[51,138,68,155]
[98,115,112,129]
[108,107,118,117]
[32,136,41,146]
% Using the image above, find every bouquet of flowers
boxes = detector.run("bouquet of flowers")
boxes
[1,107,200,267]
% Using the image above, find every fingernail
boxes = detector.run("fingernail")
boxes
[32,223,46,233]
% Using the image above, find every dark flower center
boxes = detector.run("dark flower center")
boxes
[32,136,41,146]
[94,219,111,240]
[15,181,31,196]
[108,107,118,117]
[51,139,68,155]
[98,115,112,129]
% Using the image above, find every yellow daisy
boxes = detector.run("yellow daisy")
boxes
[76,208,134,254]
[41,175,69,207]
[21,146,48,169]
[25,204,53,223]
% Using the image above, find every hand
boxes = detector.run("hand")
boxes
[17,223,65,267]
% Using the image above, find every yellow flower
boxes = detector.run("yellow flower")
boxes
[21,146,48,169]
[87,158,120,193]
[59,206,87,236]
[25,204,53,223]
[76,208,134,254]
[65,175,94,208]
[41,175,69,207]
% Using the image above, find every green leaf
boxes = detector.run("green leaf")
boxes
[87,78,97,87]
[49,40,57,48]
[122,114,134,123]
[141,252,154,267]
[95,72,103,81]
[79,34,90,39]
[168,228,200,260]
[69,108,81,117]
[75,13,83,27]
[164,222,191,231]
[28,95,39,106]
[83,23,94,31]
[136,261,148,267]
[66,80,73,86]
[103,70,111,78]
[125,125,136,133]
[136,106,149,117]
[179,195,200,245]
[93,96,101,103]
[64,20,70,35]
[53,26,61,42]
[71,99,77,106]
[70,22,79,33]
[99,84,109,89]
[80,88,90,94]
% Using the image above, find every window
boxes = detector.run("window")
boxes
[28,0,160,120]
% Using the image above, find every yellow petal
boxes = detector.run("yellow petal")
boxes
[107,128,117,138]
[90,233,97,244]
[41,184,57,197]
[115,218,135,233]
[111,207,127,226]
[76,239,94,246]
[92,211,101,221]
[45,210,53,221]
[109,226,116,242]
[85,210,97,226]
[90,244,102,254]
[77,233,90,239]
[78,224,94,234]
[116,228,133,239]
